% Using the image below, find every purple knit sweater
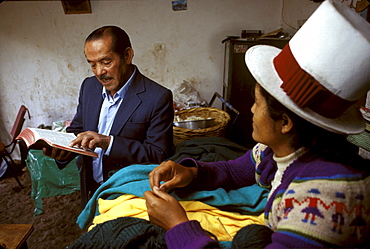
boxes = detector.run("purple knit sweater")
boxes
[164,144,370,248]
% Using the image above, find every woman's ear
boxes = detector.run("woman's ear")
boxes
[281,113,294,134]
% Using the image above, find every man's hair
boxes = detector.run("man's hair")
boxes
[85,26,132,59]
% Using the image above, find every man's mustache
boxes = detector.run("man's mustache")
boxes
[99,75,113,81]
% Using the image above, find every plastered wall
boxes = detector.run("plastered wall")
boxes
[0,0,323,158]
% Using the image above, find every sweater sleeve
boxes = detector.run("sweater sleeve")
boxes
[179,150,257,191]
[165,220,220,249]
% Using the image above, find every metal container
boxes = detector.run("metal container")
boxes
[173,118,216,130]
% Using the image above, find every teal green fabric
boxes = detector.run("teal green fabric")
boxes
[77,164,268,229]
[26,149,80,216]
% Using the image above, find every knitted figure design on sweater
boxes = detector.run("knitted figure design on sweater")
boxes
[251,143,370,247]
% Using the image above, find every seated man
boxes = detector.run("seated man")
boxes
[43,26,174,206]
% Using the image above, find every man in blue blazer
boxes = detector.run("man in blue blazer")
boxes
[43,26,174,206]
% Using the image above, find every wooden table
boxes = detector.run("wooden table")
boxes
[0,224,34,249]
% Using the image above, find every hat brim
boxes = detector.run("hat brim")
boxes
[245,45,365,135]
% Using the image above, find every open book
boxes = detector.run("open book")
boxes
[16,127,98,158]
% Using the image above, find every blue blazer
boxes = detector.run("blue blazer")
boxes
[66,67,174,180]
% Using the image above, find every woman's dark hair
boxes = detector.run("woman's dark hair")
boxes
[255,83,367,168]
[85,26,131,60]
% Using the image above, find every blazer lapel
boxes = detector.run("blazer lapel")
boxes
[85,79,103,132]
[110,69,145,135]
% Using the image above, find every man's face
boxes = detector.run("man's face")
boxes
[84,36,133,96]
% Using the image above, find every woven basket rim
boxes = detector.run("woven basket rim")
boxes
[173,107,230,133]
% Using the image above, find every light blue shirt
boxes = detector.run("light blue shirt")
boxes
[92,67,136,183]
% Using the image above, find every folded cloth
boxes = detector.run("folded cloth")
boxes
[77,164,268,229]
[168,137,249,162]
[90,194,265,241]
[69,217,167,249]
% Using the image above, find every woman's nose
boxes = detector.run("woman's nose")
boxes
[251,103,256,114]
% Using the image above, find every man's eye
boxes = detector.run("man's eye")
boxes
[103,61,111,66]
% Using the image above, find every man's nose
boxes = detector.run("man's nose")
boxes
[96,64,107,76]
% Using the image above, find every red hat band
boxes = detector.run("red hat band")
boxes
[273,44,355,119]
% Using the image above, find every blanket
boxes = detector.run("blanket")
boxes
[70,217,167,249]
[90,194,264,241]
[76,164,268,230]
[168,136,249,162]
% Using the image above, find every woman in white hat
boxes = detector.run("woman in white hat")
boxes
[144,0,370,248]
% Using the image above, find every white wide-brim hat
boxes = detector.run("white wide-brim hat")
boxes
[245,0,370,135]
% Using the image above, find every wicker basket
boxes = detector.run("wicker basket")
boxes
[173,107,230,145]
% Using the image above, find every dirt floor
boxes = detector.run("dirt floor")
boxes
[0,164,86,249]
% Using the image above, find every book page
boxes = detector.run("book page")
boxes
[31,128,76,148]
[18,128,98,157]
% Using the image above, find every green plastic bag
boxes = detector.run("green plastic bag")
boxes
[26,149,80,216]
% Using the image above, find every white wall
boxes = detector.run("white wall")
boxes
[0,0,323,158]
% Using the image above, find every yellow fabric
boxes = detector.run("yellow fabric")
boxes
[90,194,264,241]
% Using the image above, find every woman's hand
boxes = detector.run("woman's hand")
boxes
[148,160,197,192]
[144,186,188,231]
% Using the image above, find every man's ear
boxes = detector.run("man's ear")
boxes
[124,47,134,64]
[281,113,294,134]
